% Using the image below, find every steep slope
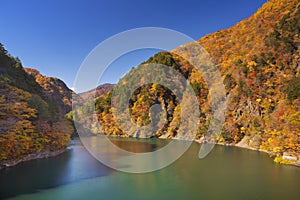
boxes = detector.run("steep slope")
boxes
[75,0,299,164]
[24,68,81,115]
[0,44,74,168]
[196,0,300,162]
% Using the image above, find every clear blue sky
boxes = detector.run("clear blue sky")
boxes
[0,0,267,90]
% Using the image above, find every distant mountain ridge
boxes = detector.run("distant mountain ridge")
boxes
[79,83,115,100]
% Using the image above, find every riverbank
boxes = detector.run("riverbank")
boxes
[195,136,300,167]
[1,135,299,170]
[0,149,66,170]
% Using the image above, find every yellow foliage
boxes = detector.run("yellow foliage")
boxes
[268,138,272,143]
[273,147,281,153]
[248,61,258,67]
[264,80,274,87]
[240,126,246,132]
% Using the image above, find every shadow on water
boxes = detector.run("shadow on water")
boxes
[108,137,170,153]
[0,139,112,199]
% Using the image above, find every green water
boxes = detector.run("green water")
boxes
[0,138,299,200]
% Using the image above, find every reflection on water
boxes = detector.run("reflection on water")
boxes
[110,139,158,153]
[81,136,191,173]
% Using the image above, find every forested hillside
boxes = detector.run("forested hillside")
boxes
[75,0,299,164]
[197,0,300,163]
[0,44,74,167]
[24,68,82,115]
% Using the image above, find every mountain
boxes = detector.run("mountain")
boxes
[79,83,115,100]
[24,68,82,115]
[0,44,74,168]
[77,0,299,164]
[196,0,300,162]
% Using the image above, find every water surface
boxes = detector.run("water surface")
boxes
[0,138,299,200]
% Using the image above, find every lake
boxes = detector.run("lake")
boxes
[0,137,299,200]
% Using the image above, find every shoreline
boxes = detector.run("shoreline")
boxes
[194,138,300,167]
[0,149,66,170]
[1,136,299,170]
